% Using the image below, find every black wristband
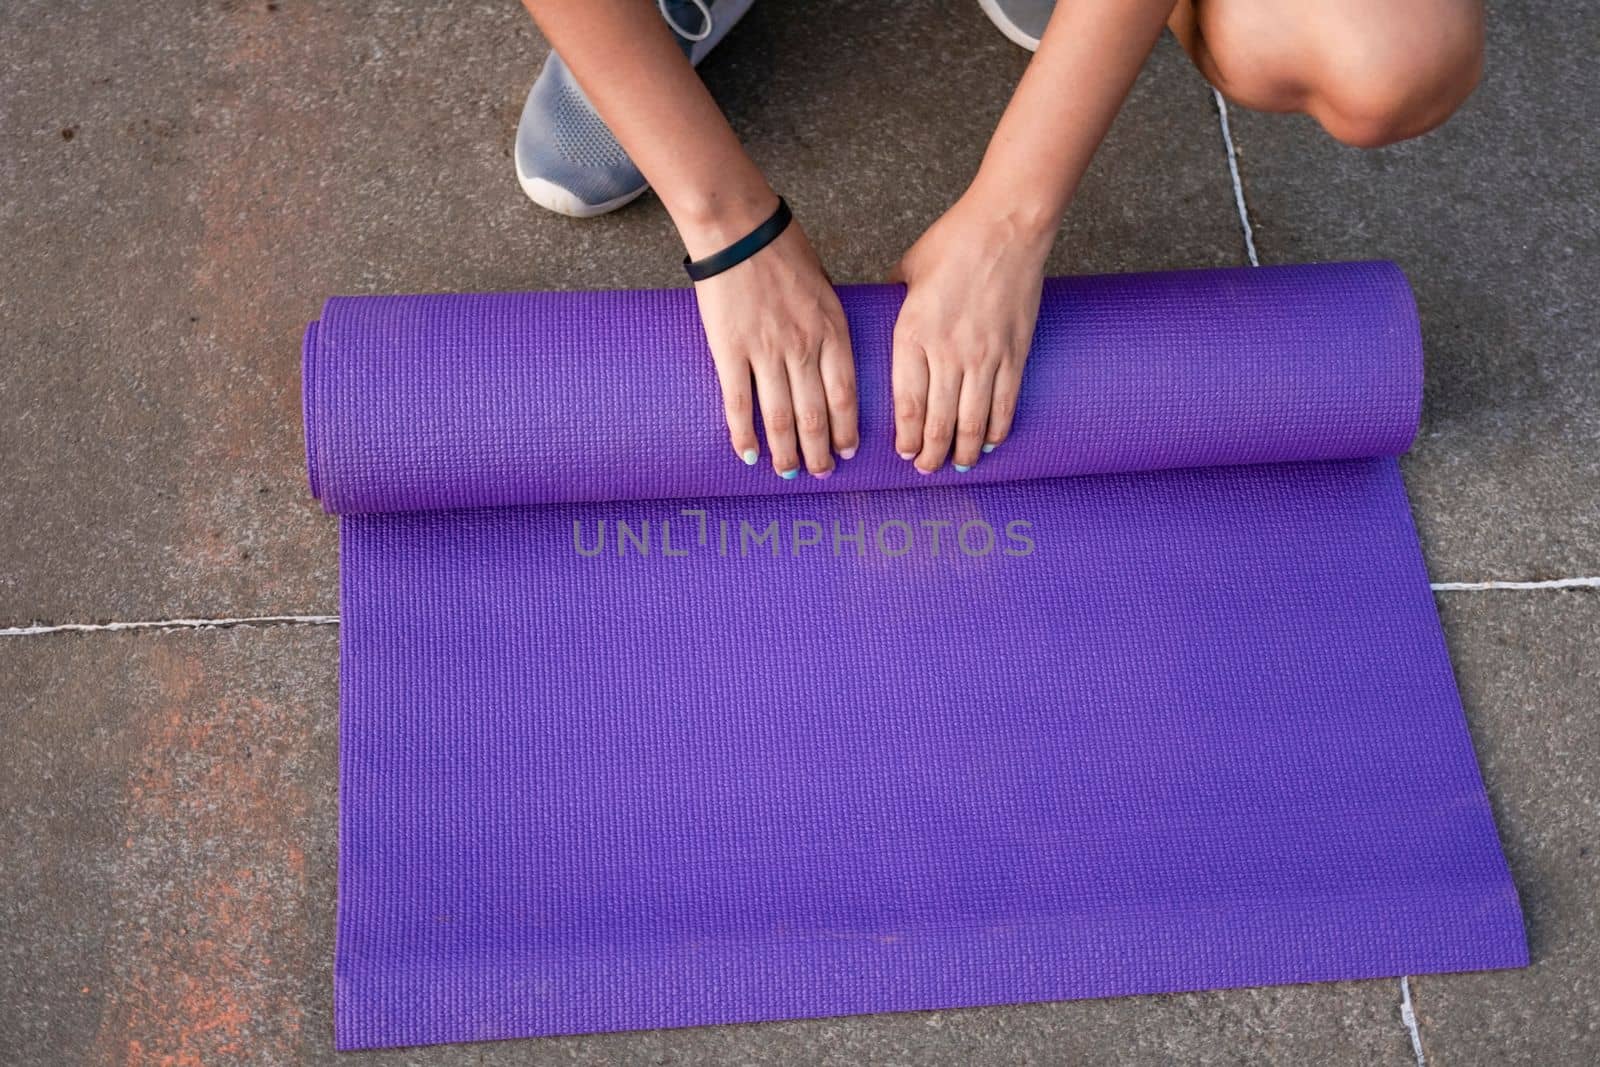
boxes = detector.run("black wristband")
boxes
[683,197,792,282]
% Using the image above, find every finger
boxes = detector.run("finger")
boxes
[951,362,995,471]
[786,348,836,478]
[712,356,761,466]
[892,335,929,460]
[915,360,962,474]
[986,356,1025,451]
[751,358,801,479]
[819,330,859,460]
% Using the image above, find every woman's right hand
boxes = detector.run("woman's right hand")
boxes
[690,216,858,479]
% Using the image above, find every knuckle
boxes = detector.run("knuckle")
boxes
[724,391,753,417]
[941,350,980,373]
[924,417,954,443]
[826,376,857,408]
[798,408,827,434]
[766,410,795,436]
[894,393,923,421]
[958,417,986,439]
[967,347,1000,371]
[764,322,804,350]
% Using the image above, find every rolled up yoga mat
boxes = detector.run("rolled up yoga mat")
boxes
[304,262,1526,1051]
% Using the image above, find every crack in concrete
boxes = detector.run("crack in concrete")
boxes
[1430,577,1600,591]
[1211,87,1260,268]
[0,615,339,637]
[1400,976,1428,1067]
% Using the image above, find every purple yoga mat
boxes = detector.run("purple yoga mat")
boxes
[305,262,1526,1051]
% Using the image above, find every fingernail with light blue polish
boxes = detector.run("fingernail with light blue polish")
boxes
[982,442,997,454]
[954,464,972,473]
[742,448,759,466]
[780,468,799,480]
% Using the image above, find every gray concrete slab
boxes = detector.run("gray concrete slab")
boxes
[0,623,1433,1066]
[1225,3,1600,583]
[1409,591,1600,1066]
[0,1,1237,627]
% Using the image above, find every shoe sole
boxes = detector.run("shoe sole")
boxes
[516,171,649,219]
[976,0,1042,52]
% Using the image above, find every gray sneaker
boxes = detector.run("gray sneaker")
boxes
[515,0,756,217]
[977,0,1054,52]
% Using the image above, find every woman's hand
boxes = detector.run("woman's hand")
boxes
[515,3,856,478]
[890,192,1053,473]
[693,218,858,479]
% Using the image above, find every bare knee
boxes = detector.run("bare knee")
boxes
[1310,4,1485,147]
[1190,0,1485,148]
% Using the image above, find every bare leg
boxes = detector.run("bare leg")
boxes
[1169,0,1484,146]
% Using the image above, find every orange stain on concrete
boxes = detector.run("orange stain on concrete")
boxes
[178,2,345,590]
[91,644,315,1064]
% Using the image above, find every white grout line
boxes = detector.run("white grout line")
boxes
[1431,576,1600,591]
[1400,976,1428,1067]
[1211,87,1261,267]
[0,614,339,637]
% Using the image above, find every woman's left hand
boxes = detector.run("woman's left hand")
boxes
[890,192,1054,473]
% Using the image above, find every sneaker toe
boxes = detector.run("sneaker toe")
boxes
[514,55,646,216]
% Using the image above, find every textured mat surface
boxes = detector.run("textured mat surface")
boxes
[304,263,1526,1051]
